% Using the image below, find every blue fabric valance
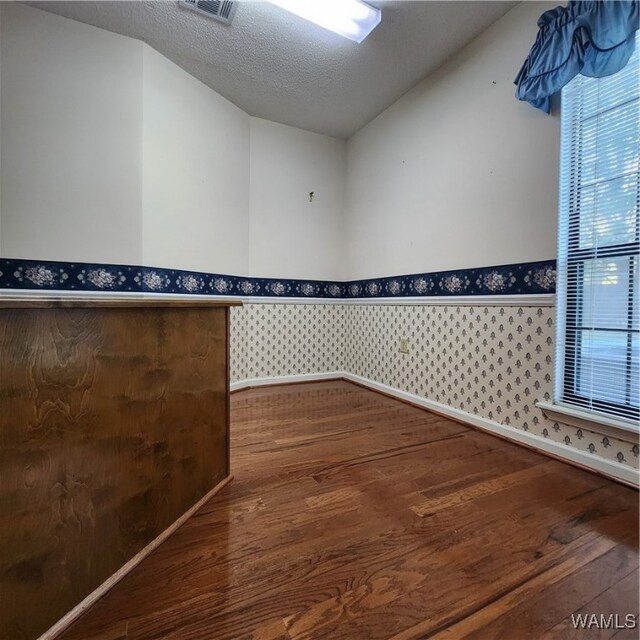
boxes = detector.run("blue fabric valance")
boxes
[515,1,639,112]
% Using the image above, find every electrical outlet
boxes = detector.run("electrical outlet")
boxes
[399,337,409,354]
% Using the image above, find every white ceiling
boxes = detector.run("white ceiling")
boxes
[27,0,517,138]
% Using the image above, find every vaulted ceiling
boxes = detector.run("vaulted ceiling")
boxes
[28,0,517,138]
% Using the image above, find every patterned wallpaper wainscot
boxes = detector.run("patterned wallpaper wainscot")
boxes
[230,304,347,383]
[0,258,556,298]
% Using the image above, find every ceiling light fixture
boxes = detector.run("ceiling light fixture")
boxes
[267,0,381,44]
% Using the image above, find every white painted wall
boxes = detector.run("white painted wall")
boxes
[249,118,346,280]
[0,3,143,264]
[0,3,345,280]
[142,46,250,275]
[0,2,560,282]
[345,1,560,280]
[0,5,2,247]
[0,5,2,246]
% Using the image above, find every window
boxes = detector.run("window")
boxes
[556,32,639,424]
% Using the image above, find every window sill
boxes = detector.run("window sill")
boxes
[536,401,639,441]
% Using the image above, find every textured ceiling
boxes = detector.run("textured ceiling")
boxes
[27,0,517,138]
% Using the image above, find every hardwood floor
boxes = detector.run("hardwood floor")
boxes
[57,381,639,640]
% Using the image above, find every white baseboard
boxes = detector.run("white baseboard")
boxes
[231,372,639,488]
[230,371,343,392]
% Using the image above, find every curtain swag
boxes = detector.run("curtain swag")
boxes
[514,0,639,112]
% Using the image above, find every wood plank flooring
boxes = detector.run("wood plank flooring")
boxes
[57,381,639,640]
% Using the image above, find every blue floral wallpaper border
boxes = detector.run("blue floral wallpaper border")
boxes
[0,258,556,298]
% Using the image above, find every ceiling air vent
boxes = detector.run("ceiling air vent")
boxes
[179,0,238,25]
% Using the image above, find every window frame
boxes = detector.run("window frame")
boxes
[554,45,640,428]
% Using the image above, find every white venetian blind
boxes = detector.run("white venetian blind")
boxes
[556,31,640,423]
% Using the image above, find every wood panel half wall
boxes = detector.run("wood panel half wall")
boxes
[0,297,238,640]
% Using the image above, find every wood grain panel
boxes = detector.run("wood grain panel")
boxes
[52,381,638,640]
[0,305,231,640]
